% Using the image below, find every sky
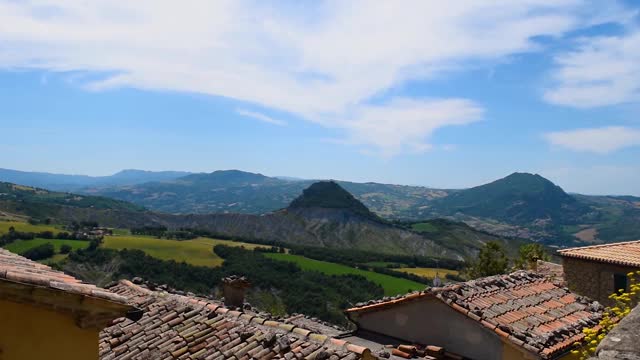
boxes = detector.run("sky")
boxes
[1,1,640,195]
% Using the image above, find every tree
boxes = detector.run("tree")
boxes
[59,244,72,254]
[23,243,55,261]
[514,243,549,270]
[466,241,509,278]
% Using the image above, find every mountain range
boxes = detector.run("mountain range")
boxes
[0,168,192,191]
[1,168,639,245]
[0,180,515,260]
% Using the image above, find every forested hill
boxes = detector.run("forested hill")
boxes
[427,172,586,224]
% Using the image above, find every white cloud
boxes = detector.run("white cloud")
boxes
[340,98,483,156]
[544,30,640,108]
[236,109,286,126]
[544,126,640,153]
[0,0,626,154]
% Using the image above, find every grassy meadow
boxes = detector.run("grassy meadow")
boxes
[103,235,269,267]
[264,253,424,296]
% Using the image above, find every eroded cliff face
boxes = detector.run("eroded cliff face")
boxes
[149,207,466,259]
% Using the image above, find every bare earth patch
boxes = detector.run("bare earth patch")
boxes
[574,228,598,243]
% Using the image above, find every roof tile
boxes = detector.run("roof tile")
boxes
[100,280,369,360]
[558,240,640,267]
[347,271,605,359]
[0,248,128,305]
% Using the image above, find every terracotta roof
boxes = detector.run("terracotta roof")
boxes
[0,248,127,304]
[558,240,640,267]
[100,280,374,360]
[347,271,605,359]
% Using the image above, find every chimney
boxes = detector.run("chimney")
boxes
[222,275,251,308]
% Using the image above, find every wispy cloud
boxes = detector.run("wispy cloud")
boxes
[236,109,286,126]
[544,29,640,108]
[0,0,628,155]
[544,126,640,154]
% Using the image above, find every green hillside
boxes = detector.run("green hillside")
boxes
[264,253,424,295]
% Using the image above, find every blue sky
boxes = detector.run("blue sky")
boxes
[1,1,640,195]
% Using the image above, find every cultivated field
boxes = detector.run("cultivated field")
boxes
[4,238,90,254]
[103,235,269,267]
[264,253,424,296]
[394,267,459,279]
[0,221,61,234]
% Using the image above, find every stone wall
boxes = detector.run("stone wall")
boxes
[562,257,638,306]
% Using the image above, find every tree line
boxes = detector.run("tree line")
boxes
[66,244,384,325]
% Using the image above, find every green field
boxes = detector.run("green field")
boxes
[411,222,439,233]
[363,261,409,268]
[103,235,269,267]
[264,253,424,296]
[0,221,61,234]
[4,238,90,254]
[394,267,459,279]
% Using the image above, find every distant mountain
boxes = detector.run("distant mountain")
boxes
[0,181,515,260]
[86,170,447,216]
[2,167,639,245]
[422,173,640,245]
[427,172,589,224]
[0,168,192,191]
[0,182,146,223]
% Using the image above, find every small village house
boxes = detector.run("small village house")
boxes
[558,240,640,306]
[0,249,138,360]
[345,271,603,360]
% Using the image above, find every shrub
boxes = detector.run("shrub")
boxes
[59,244,72,254]
[23,243,55,260]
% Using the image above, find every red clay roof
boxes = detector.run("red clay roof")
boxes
[100,280,373,360]
[0,248,127,304]
[347,271,604,359]
[558,240,640,267]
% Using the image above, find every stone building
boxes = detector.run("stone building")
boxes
[0,249,137,360]
[346,271,603,360]
[558,240,640,306]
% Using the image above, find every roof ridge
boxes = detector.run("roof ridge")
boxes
[346,271,601,359]
[115,278,372,358]
[558,239,640,253]
[0,249,128,305]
